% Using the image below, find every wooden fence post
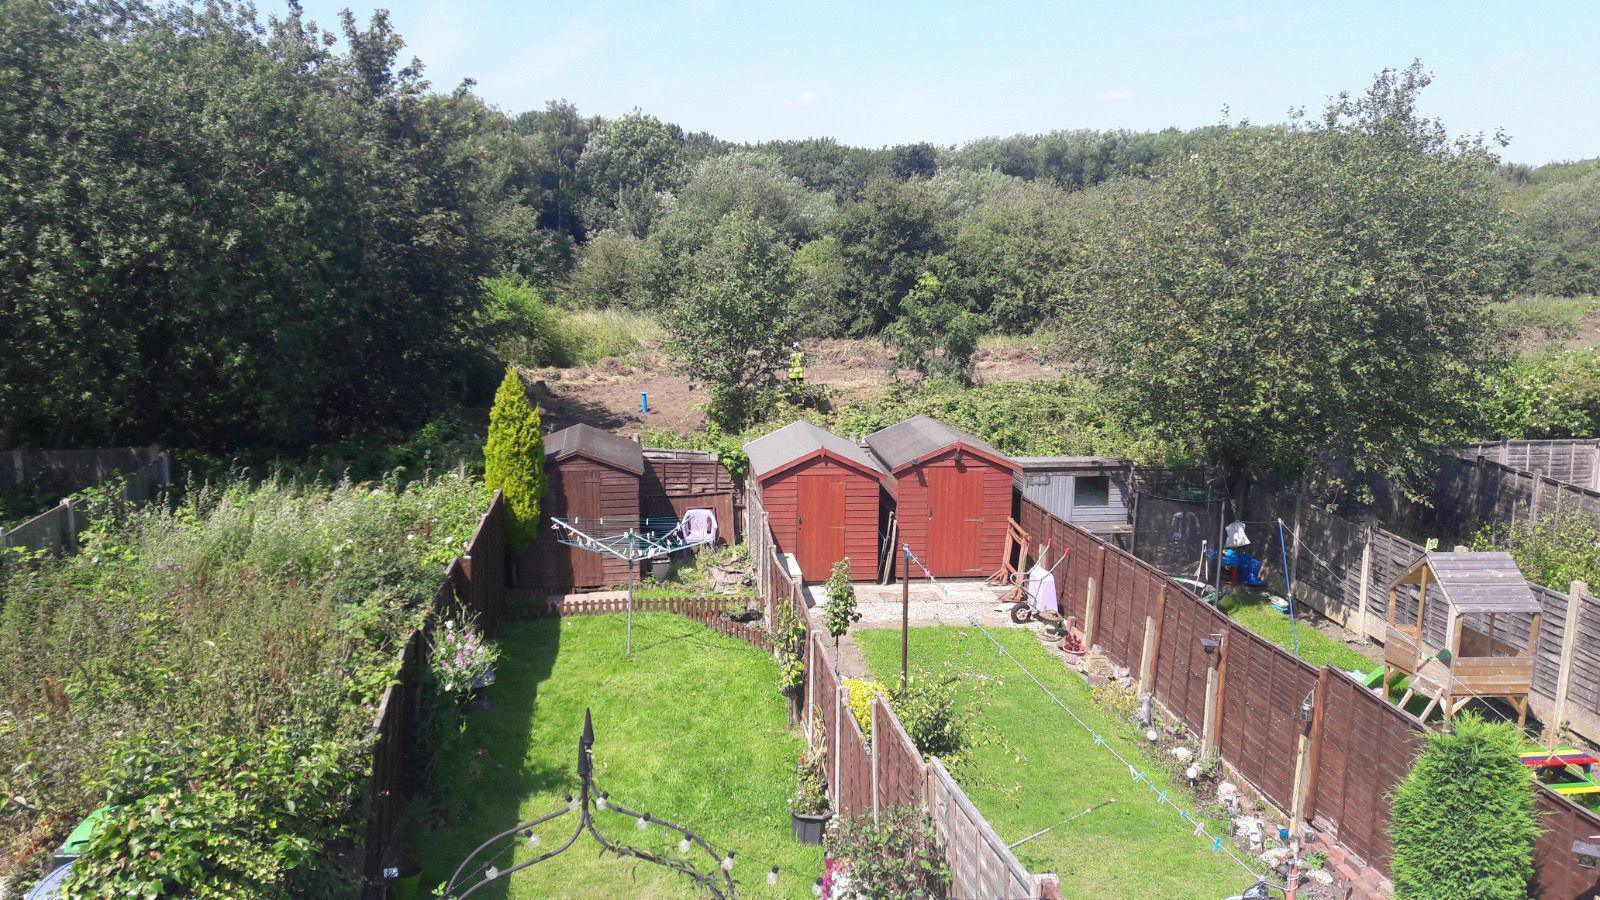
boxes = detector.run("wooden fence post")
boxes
[1548,581,1590,749]
[1138,585,1166,695]
[833,680,844,810]
[1292,668,1330,837]
[1202,630,1228,755]
[1355,523,1374,640]
[1085,545,1106,648]
[870,698,880,824]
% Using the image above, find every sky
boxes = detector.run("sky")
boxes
[266,0,1600,165]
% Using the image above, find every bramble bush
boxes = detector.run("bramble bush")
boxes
[1472,509,1600,591]
[1388,714,1537,899]
[0,475,484,892]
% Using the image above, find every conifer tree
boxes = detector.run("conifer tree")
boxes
[485,368,546,553]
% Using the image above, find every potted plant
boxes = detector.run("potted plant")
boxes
[789,750,832,845]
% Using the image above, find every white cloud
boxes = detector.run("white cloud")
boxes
[1096,89,1136,103]
[783,91,818,108]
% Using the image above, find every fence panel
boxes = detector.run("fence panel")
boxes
[836,698,872,822]
[1153,589,1227,726]
[1310,671,1426,873]
[1096,551,1150,666]
[873,695,926,812]
[1218,625,1318,813]
[1465,439,1600,490]
[926,760,1038,899]
[1533,785,1600,899]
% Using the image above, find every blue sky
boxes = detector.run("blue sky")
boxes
[269,1,1600,164]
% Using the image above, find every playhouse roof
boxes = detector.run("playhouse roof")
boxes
[543,424,644,475]
[744,420,882,481]
[1390,551,1541,614]
[864,414,1017,474]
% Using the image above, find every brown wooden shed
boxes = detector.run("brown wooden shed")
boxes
[523,424,644,592]
[745,420,883,583]
[865,415,1019,578]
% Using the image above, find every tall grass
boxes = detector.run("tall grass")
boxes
[480,276,660,369]
[1496,294,1600,344]
[552,307,662,366]
[0,475,485,885]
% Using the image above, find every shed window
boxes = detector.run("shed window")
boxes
[1074,475,1110,507]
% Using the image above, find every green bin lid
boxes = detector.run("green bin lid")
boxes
[59,806,111,857]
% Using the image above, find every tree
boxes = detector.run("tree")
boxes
[881,271,984,383]
[484,368,546,553]
[576,110,689,237]
[0,1,493,451]
[1388,714,1537,899]
[822,559,860,652]
[662,213,799,430]
[1519,168,1600,296]
[835,177,952,335]
[1058,64,1514,498]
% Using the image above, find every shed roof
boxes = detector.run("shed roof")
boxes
[1389,551,1541,614]
[744,420,882,481]
[543,424,644,475]
[1012,456,1131,470]
[864,415,1018,474]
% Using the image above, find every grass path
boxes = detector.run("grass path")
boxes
[856,627,1261,900]
[1217,593,1376,672]
[409,615,820,899]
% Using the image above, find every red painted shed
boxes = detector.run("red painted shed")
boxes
[865,415,1018,578]
[521,424,643,592]
[745,420,884,583]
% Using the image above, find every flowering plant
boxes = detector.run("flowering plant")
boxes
[789,752,830,816]
[430,617,499,697]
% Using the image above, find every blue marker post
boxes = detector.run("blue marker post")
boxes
[641,392,649,414]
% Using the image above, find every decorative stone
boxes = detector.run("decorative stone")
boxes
[1170,746,1194,763]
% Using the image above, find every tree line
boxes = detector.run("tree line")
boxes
[3,1,1595,496]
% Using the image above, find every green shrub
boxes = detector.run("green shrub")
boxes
[479,276,565,366]
[1388,714,1537,899]
[1471,510,1600,591]
[891,674,968,762]
[823,805,950,899]
[0,476,483,888]
[1478,348,1600,439]
[771,599,806,694]
[484,368,546,553]
[66,727,358,898]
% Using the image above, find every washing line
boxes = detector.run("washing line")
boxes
[899,546,1280,891]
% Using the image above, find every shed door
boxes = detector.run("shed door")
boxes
[561,471,606,586]
[796,475,847,582]
[927,466,983,574]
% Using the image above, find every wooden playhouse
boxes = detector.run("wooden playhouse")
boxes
[523,424,644,592]
[1380,550,1542,727]
[745,420,883,583]
[864,415,1019,579]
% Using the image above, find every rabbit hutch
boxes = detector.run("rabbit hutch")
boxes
[864,415,1019,579]
[745,420,883,583]
[1380,551,1542,727]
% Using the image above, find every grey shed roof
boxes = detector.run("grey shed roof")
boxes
[1012,456,1131,470]
[864,414,1017,473]
[744,420,882,480]
[1390,551,1541,614]
[543,424,644,475]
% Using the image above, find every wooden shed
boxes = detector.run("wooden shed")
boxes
[745,420,883,583]
[1012,456,1133,537]
[1381,550,1542,727]
[865,415,1019,578]
[642,448,739,546]
[523,424,644,592]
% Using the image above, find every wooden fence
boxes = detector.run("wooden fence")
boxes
[752,493,1054,899]
[0,445,165,492]
[510,593,772,649]
[1430,452,1600,544]
[1,451,171,555]
[360,491,507,898]
[1463,439,1600,491]
[1244,481,1600,748]
[1020,496,1600,894]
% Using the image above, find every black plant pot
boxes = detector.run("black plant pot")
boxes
[791,810,832,845]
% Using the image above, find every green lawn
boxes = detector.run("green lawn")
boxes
[855,628,1262,900]
[409,615,820,899]
[1218,593,1376,673]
